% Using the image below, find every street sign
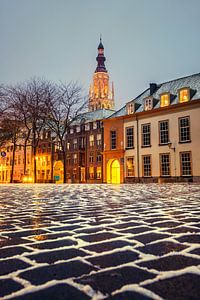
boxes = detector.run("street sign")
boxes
[0,151,6,157]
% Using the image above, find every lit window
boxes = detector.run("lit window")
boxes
[179,117,190,142]
[97,166,101,179]
[126,157,134,177]
[179,88,190,103]
[143,155,151,177]
[73,153,77,164]
[159,121,169,145]
[144,98,152,111]
[160,93,170,107]
[141,124,151,147]
[89,135,94,147]
[160,153,170,176]
[180,152,192,176]
[97,133,102,146]
[89,166,94,179]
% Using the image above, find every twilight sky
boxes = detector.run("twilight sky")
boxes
[0,0,200,108]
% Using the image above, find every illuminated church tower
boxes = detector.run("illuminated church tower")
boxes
[89,38,115,111]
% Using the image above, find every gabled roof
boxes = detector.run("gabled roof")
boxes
[73,109,115,125]
[152,72,200,109]
[108,72,200,118]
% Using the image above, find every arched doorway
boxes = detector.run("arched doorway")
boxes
[107,159,120,184]
[53,161,64,183]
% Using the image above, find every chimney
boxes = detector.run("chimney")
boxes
[150,83,157,95]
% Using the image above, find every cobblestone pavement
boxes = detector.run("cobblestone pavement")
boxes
[0,184,200,300]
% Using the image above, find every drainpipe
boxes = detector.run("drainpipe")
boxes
[136,115,140,182]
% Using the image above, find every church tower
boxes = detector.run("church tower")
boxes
[89,38,115,111]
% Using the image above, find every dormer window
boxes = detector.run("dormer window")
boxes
[160,93,170,107]
[144,98,152,111]
[127,103,134,115]
[179,88,190,103]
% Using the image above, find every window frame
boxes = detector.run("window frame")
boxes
[96,166,102,179]
[178,87,190,103]
[126,156,135,177]
[89,134,94,147]
[142,155,152,177]
[179,116,191,143]
[160,153,171,177]
[180,151,192,177]
[141,123,151,147]
[127,102,134,114]
[160,92,170,107]
[126,126,134,149]
[110,130,117,150]
[144,98,153,111]
[159,120,169,145]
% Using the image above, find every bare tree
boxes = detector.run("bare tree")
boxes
[5,78,54,183]
[0,113,22,183]
[46,81,87,183]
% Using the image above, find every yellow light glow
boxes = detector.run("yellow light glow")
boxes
[180,89,189,103]
[160,94,169,107]
[107,159,120,184]
[23,176,33,183]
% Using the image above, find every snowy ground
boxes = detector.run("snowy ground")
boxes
[0,184,200,299]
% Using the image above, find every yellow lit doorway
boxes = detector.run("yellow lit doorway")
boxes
[107,159,120,184]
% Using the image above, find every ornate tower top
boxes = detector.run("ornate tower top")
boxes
[95,38,107,73]
[89,38,115,112]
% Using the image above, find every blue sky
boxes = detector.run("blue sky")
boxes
[0,0,200,108]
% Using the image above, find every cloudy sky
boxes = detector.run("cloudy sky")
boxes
[0,0,200,108]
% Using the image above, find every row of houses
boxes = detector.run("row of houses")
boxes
[0,39,200,183]
[0,72,199,184]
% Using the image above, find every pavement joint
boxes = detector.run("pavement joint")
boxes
[0,183,199,299]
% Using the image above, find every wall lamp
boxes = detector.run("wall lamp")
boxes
[168,142,176,152]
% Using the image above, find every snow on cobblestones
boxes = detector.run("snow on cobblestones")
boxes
[0,183,199,299]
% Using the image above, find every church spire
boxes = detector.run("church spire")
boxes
[95,37,107,73]
[89,38,115,112]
